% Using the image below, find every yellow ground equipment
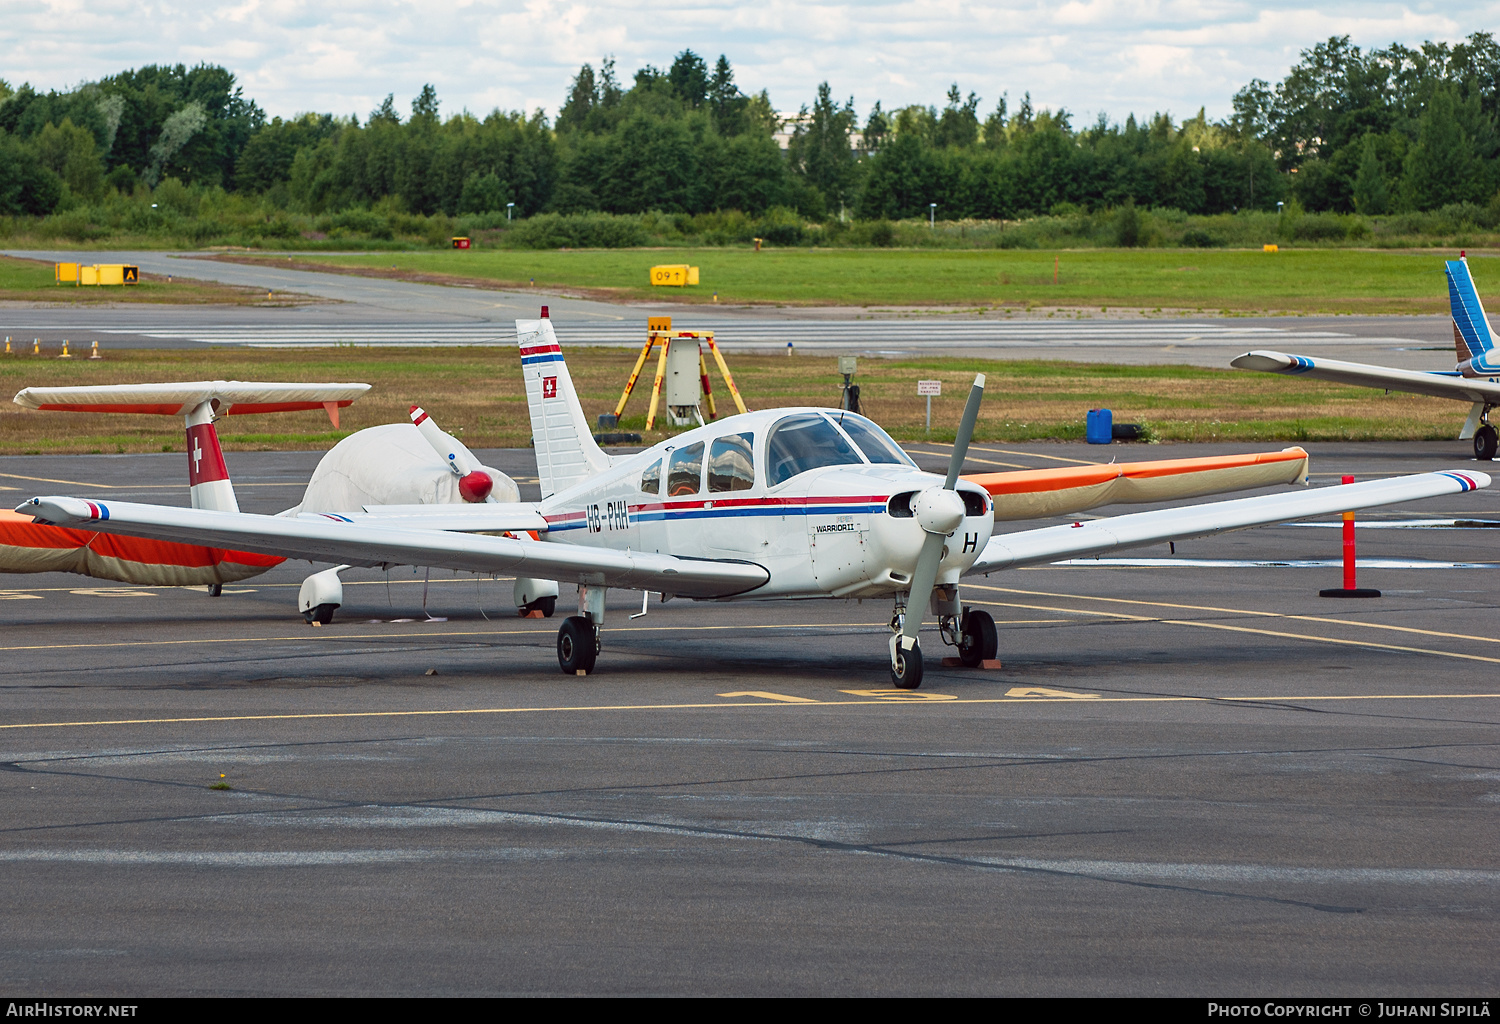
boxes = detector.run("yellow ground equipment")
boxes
[59,263,139,286]
[649,265,700,287]
[614,316,747,429]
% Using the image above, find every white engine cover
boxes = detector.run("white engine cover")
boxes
[292,423,520,515]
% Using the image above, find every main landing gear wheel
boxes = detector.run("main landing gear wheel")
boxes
[557,615,597,674]
[1476,425,1498,461]
[303,603,336,625]
[958,608,998,667]
[891,641,924,689]
[207,583,222,598]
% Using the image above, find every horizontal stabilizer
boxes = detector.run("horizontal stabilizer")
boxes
[13,381,371,424]
[17,497,768,598]
[969,470,1489,573]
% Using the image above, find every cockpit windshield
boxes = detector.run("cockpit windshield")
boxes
[766,413,864,487]
[829,411,916,467]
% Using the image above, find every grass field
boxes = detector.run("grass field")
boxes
[0,255,308,306]
[0,346,1468,456]
[214,247,1493,314]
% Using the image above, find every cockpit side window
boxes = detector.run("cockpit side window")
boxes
[708,433,756,492]
[640,458,661,495]
[832,412,916,467]
[666,442,705,497]
[766,413,864,488]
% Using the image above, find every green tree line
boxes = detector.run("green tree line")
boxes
[0,36,1495,231]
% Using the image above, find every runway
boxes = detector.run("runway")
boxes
[1,442,1497,995]
[1,248,1461,368]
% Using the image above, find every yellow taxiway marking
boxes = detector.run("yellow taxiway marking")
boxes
[0,621,894,655]
[4,692,1499,732]
[717,691,819,703]
[970,584,1500,647]
[1005,686,1099,699]
[841,689,958,700]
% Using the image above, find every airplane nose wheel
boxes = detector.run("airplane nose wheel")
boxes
[891,640,923,689]
[557,615,598,674]
[1475,424,1497,461]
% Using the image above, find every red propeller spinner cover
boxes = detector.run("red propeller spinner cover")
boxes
[458,471,493,503]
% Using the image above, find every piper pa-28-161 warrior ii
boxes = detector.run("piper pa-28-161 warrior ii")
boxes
[16,313,1493,688]
[1232,255,1500,460]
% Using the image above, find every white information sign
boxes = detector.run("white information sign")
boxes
[916,380,942,396]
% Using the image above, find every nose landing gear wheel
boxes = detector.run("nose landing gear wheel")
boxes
[958,608,998,667]
[891,641,923,689]
[557,615,597,674]
[1476,425,1498,461]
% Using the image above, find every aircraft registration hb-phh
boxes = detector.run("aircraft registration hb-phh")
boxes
[15,310,1494,688]
[1233,255,1500,459]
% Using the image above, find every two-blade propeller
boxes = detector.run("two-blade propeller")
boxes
[890,373,985,688]
[410,405,494,503]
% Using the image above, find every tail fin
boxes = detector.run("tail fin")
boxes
[185,400,239,512]
[1447,257,1498,372]
[517,313,610,498]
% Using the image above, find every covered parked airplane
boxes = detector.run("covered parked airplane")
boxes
[1232,255,1500,459]
[16,312,1490,688]
[4,382,528,619]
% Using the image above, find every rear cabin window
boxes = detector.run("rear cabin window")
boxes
[640,459,661,495]
[666,442,705,497]
[766,414,863,487]
[708,433,755,493]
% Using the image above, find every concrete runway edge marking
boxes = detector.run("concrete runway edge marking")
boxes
[4,693,1499,732]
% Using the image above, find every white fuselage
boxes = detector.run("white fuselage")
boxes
[531,408,994,600]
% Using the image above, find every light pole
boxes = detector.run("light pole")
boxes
[929,202,937,228]
[506,202,515,222]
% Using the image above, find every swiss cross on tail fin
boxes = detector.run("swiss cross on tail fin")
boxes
[543,376,558,399]
[516,313,611,499]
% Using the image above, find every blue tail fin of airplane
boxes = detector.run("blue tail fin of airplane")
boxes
[1447,258,1497,368]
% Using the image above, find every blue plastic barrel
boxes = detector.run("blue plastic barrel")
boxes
[1086,408,1113,444]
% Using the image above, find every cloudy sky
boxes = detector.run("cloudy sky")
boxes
[3,1,1496,126]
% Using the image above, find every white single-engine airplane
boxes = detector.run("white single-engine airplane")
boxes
[16,312,1492,688]
[1233,255,1500,460]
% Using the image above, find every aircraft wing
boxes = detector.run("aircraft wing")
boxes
[316,503,550,534]
[1231,350,1500,404]
[967,470,1489,573]
[16,498,768,598]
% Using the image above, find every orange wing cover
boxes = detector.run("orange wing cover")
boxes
[967,448,1310,521]
[0,509,284,586]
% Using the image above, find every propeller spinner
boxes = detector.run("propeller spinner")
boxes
[410,405,494,503]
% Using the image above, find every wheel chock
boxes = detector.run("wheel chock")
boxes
[940,657,1004,669]
[520,608,545,619]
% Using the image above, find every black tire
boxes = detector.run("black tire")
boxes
[207,583,222,598]
[1476,425,1498,461]
[558,616,597,674]
[958,608,998,667]
[891,640,923,689]
[304,603,336,625]
[538,596,556,618]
